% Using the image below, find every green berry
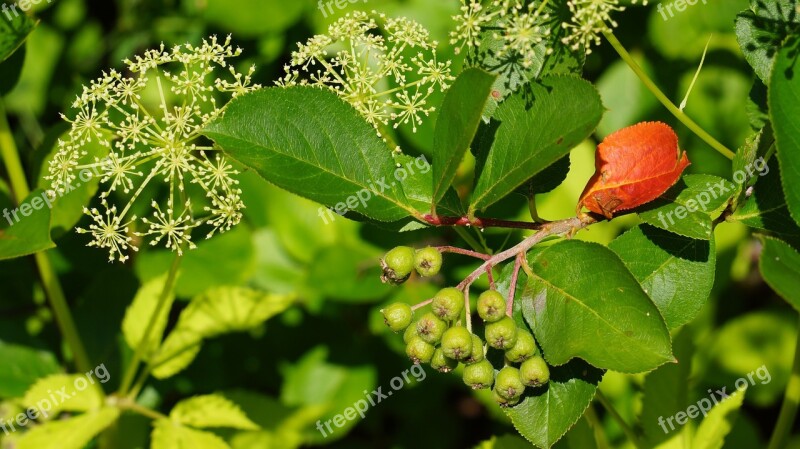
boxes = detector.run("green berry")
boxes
[495,366,525,400]
[441,326,473,360]
[463,359,495,389]
[381,303,413,332]
[485,317,518,350]
[405,336,435,364]
[464,334,485,364]
[431,348,458,373]
[381,246,415,284]
[492,387,520,407]
[414,247,442,277]
[403,321,419,344]
[505,329,537,363]
[416,312,448,344]
[432,287,464,321]
[520,356,550,387]
[477,290,506,322]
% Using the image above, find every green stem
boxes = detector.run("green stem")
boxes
[602,30,736,161]
[118,252,182,397]
[0,99,93,375]
[767,314,800,449]
[584,405,612,449]
[595,390,643,449]
[114,396,168,421]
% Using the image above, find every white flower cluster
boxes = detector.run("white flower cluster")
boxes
[46,35,260,263]
[278,11,454,139]
[561,0,647,54]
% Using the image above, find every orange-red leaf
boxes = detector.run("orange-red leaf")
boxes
[577,122,690,218]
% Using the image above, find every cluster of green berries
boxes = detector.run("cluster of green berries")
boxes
[381,283,551,407]
[380,246,442,284]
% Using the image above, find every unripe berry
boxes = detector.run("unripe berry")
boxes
[414,247,442,277]
[381,246,415,284]
[464,334,485,364]
[485,317,518,350]
[463,359,495,389]
[405,336,435,364]
[492,388,521,407]
[505,329,537,363]
[495,366,525,400]
[520,356,550,387]
[478,290,506,322]
[381,303,413,332]
[403,321,419,344]
[416,312,448,344]
[432,287,464,321]
[431,348,458,373]
[441,326,473,360]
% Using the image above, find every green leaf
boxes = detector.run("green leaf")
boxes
[122,274,176,359]
[150,287,294,378]
[431,68,496,208]
[638,175,736,240]
[22,374,104,417]
[692,389,746,449]
[475,434,533,449]
[170,394,259,430]
[520,240,673,373]
[469,76,603,213]
[515,156,571,199]
[0,42,25,95]
[504,359,604,449]
[609,225,716,330]
[202,0,304,36]
[0,5,36,62]
[14,407,120,449]
[735,0,800,83]
[0,341,60,398]
[730,160,800,245]
[640,326,695,447]
[731,126,774,211]
[203,87,418,222]
[769,35,800,226]
[758,235,800,309]
[152,419,232,449]
[0,188,56,260]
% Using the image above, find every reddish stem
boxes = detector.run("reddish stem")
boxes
[507,254,523,317]
[436,246,491,260]
[411,298,433,312]
[424,214,547,230]
[486,266,496,290]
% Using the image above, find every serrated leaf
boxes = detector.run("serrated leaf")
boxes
[758,235,800,310]
[432,68,497,208]
[15,407,120,449]
[640,326,695,447]
[730,160,800,245]
[638,175,735,240]
[515,156,571,199]
[579,122,690,219]
[735,0,800,84]
[122,274,176,359]
[150,287,293,378]
[0,6,36,62]
[22,374,103,417]
[0,341,60,397]
[0,188,56,260]
[170,394,259,430]
[203,87,419,222]
[731,125,774,211]
[521,240,673,373]
[609,225,715,330]
[470,76,603,213]
[769,35,800,227]
[152,419,232,449]
[505,359,604,449]
[692,389,746,449]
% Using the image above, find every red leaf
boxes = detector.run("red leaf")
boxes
[577,122,690,219]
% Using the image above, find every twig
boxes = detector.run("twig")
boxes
[424,214,548,230]
[436,246,491,260]
[507,253,523,317]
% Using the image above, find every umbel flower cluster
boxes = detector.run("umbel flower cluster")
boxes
[46,35,260,263]
[278,11,454,139]
[450,0,648,63]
